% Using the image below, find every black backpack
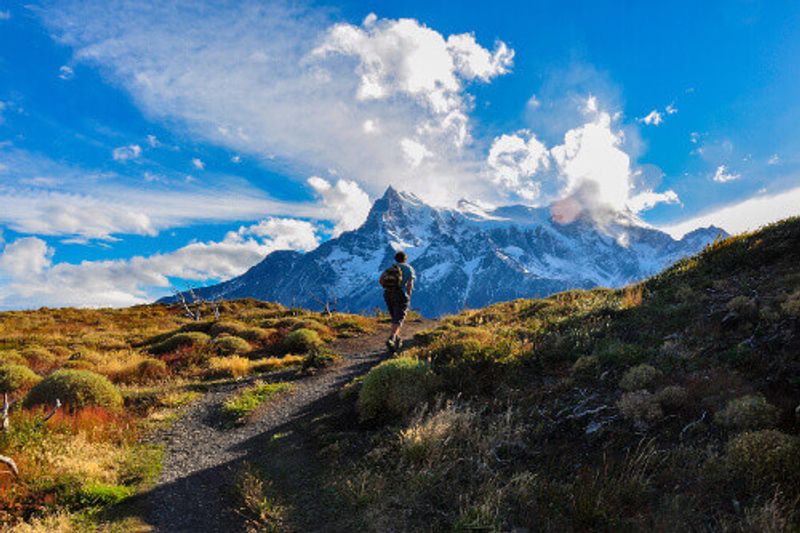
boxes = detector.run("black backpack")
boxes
[379,264,403,290]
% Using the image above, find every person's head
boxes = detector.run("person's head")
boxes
[394,251,407,263]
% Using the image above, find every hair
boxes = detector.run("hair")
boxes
[394,251,407,263]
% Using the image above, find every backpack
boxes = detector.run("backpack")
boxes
[379,264,403,290]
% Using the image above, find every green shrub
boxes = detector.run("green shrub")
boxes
[714,394,780,431]
[722,430,800,495]
[571,355,600,380]
[215,335,252,356]
[619,364,661,392]
[0,350,25,365]
[118,444,164,488]
[726,295,757,317]
[24,369,123,411]
[21,346,56,368]
[595,341,646,367]
[209,320,246,337]
[617,390,663,425]
[0,364,41,394]
[149,332,211,355]
[301,348,337,372]
[136,358,169,382]
[238,327,277,345]
[74,482,134,507]
[281,328,322,354]
[427,333,516,393]
[655,385,688,410]
[357,357,438,421]
[782,289,800,317]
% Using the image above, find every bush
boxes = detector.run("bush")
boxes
[0,350,25,365]
[24,369,123,411]
[655,385,688,410]
[427,333,516,393]
[722,430,800,495]
[136,358,169,383]
[571,355,600,380]
[714,394,780,431]
[0,364,41,394]
[619,364,661,392]
[281,328,322,354]
[726,295,757,317]
[782,289,800,317]
[617,390,663,426]
[238,327,277,346]
[209,320,247,337]
[357,357,438,421]
[149,332,211,355]
[215,336,252,356]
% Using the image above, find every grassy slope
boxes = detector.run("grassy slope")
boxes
[0,299,380,530]
[325,217,800,531]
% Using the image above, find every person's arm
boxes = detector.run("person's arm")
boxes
[406,278,414,298]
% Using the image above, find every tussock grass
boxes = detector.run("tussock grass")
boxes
[221,381,294,423]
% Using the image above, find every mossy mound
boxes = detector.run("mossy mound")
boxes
[357,357,438,421]
[0,364,41,394]
[149,332,211,355]
[281,328,323,354]
[24,369,123,411]
[214,335,252,356]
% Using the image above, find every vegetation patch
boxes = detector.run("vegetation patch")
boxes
[280,328,322,354]
[221,381,294,423]
[714,394,780,431]
[357,357,439,421]
[24,369,123,411]
[0,363,41,395]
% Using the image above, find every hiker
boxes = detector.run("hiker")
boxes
[379,251,416,352]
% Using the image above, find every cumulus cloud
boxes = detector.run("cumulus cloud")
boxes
[0,217,320,309]
[486,132,549,200]
[661,185,800,238]
[307,176,371,236]
[485,98,679,216]
[112,144,141,161]
[191,157,205,170]
[712,164,739,183]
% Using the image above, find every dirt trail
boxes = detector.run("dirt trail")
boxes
[143,319,434,532]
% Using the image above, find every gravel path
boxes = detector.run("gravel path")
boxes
[145,320,432,532]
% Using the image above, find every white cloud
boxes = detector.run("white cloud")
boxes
[112,144,141,161]
[768,153,780,165]
[58,65,75,80]
[665,103,678,115]
[486,132,549,200]
[231,155,241,163]
[661,185,800,238]
[400,138,433,167]
[191,157,205,170]
[640,109,663,126]
[45,4,512,205]
[0,217,320,309]
[712,164,739,183]
[307,176,371,236]
[146,134,159,147]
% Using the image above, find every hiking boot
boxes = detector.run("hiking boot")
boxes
[385,337,396,353]
[394,337,404,352]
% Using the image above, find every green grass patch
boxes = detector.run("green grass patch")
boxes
[221,381,294,423]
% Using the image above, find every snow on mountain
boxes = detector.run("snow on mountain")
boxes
[165,186,726,317]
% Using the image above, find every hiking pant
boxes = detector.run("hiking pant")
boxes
[384,288,409,325]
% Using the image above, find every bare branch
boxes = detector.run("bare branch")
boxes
[0,454,18,478]
[34,399,62,430]
[2,393,18,432]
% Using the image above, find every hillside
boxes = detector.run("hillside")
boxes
[169,187,725,317]
[0,217,797,531]
[313,216,800,531]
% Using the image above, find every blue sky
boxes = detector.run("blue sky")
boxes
[0,0,798,308]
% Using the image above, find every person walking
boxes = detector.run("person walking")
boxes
[379,251,416,352]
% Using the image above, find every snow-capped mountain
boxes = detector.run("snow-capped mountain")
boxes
[167,187,726,317]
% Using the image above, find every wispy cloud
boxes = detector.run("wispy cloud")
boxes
[712,164,740,183]
[112,144,141,161]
